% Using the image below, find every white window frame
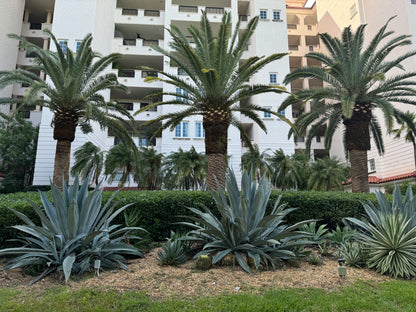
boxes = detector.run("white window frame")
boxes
[279,109,285,117]
[58,40,68,53]
[269,73,277,84]
[264,107,272,118]
[368,158,376,173]
[174,121,189,138]
[273,10,281,21]
[259,10,267,20]
[195,121,205,138]
[176,87,189,103]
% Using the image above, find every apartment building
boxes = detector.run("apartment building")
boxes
[0,0,294,186]
[315,0,416,190]
[286,0,328,159]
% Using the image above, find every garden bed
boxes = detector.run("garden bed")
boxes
[0,248,390,301]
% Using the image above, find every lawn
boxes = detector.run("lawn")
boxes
[1,280,415,312]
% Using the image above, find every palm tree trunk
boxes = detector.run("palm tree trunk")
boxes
[53,140,72,188]
[349,149,369,193]
[207,153,227,189]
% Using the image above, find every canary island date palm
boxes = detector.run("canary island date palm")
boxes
[0,30,135,188]
[280,17,416,192]
[137,11,288,188]
[308,156,348,191]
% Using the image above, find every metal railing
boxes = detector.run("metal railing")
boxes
[239,15,248,21]
[141,71,158,78]
[178,68,188,76]
[289,45,299,51]
[118,102,133,110]
[287,24,297,29]
[206,7,224,14]
[29,23,42,30]
[123,39,136,46]
[122,8,138,16]
[178,5,198,13]
[143,39,159,46]
[144,10,160,17]
[140,103,157,112]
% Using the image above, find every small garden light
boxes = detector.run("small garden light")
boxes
[338,258,346,279]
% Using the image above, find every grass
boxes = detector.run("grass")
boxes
[1,280,416,311]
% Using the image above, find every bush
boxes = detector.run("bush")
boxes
[0,188,382,249]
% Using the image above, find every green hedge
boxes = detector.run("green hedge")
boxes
[0,190,383,249]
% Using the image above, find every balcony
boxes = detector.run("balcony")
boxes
[114,69,162,88]
[21,22,52,38]
[171,4,227,22]
[16,50,36,66]
[115,7,164,25]
[113,38,164,55]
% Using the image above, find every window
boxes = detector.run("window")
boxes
[264,107,272,118]
[269,73,277,84]
[296,136,305,143]
[260,10,267,20]
[140,102,157,112]
[368,159,376,172]
[75,41,82,53]
[307,25,312,30]
[114,137,121,145]
[350,4,357,18]
[412,0,416,4]
[273,11,281,21]
[58,40,68,53]
[138,138,147,147]
[178,68,188,76]
[316,136,321,143]
[176,88,189,102]
[309,45,314,51]
[279,109,285,117]
[174,122,189,137]
[195,122,205,138]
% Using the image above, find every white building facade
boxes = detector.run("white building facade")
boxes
[1,0,294,186]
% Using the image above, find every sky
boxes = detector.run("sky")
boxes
[304,0,316,8]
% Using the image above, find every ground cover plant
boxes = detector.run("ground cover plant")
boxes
[180,170,312,273]
[0,176,144,283]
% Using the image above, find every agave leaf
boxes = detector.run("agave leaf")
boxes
[235,251,251,274]
[212,248,232,264]
[63,254,76,282]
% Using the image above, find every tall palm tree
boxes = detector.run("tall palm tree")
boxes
[280,17,416,193]
[241,145,271,182]
[164,146,207,190]
[0,30,135,188]
[105,143,137,187]
[134,147,163,190]
[137,11,288,188]
[268,149,303,190]
[393,111,416,170]
[70,142,105,186]
[308,156,348,191]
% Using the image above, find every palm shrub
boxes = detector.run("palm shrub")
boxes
[0,176,145,284]
[346,186,416,278]
[180,170,311,273]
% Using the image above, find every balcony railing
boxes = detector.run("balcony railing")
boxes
[289,45,299,51]
[140,102,157,112]
[118,70,135,78]
[118,102,133,110]
[141,71,158,78]
[287,24,297,29]
[239,15,248,21]
[144,9,160,17]
[29,23,42,30]
[178,5,198,13]
[143,39,159,46]
[178,68,188,76]
[26,51,37,58]
[122,8,138,16]
[206,7,224,14]
[123,39,136,46]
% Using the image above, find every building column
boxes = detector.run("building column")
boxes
[46,10,53,24]
[24,10,30,23]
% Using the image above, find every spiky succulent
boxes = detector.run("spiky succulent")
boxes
[0,176,145,283]
[346,186,416,278]
[180,170,312,273]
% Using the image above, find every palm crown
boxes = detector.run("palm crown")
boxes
[137,11,288,188]
[281,17,416,192]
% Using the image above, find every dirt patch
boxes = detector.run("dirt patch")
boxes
[0,249,390,300]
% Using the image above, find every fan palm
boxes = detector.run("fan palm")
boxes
[70,142,105,186]
[164,146,207,190]
[241,145,271,182]
[393,111,416,170]
[0,30,135,188]
[280,17,416,192]
[136,11,288,188]
[308,156,348,191]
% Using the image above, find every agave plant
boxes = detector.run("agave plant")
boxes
[328,224,357,247]
[339,242,369,268]
[346,185,416,278]
[157,240,187,266]
[180,170,311,273]
[0,176,145,283]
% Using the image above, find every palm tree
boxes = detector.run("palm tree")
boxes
[70,142,105,186]
[0,30,135,188]
[134,147,163,190]
[308,156,348,191]
[393,111,416,170]
[137,11,288,188]
[268,149,303,190]
[105,143,137,187]
[164,146,207,190]
[280,18,416,193]
[241,145,271,182]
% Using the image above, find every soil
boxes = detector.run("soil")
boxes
[0,249,390,301]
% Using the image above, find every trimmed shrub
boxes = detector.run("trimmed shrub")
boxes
[0,189,381,249]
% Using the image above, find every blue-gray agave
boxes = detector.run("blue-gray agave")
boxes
[0,176,145,283]
[346,185,416,278]
[180,170,311,273]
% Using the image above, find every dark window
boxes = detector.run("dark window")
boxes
[140,103,157,112]
[122,8,138,15]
